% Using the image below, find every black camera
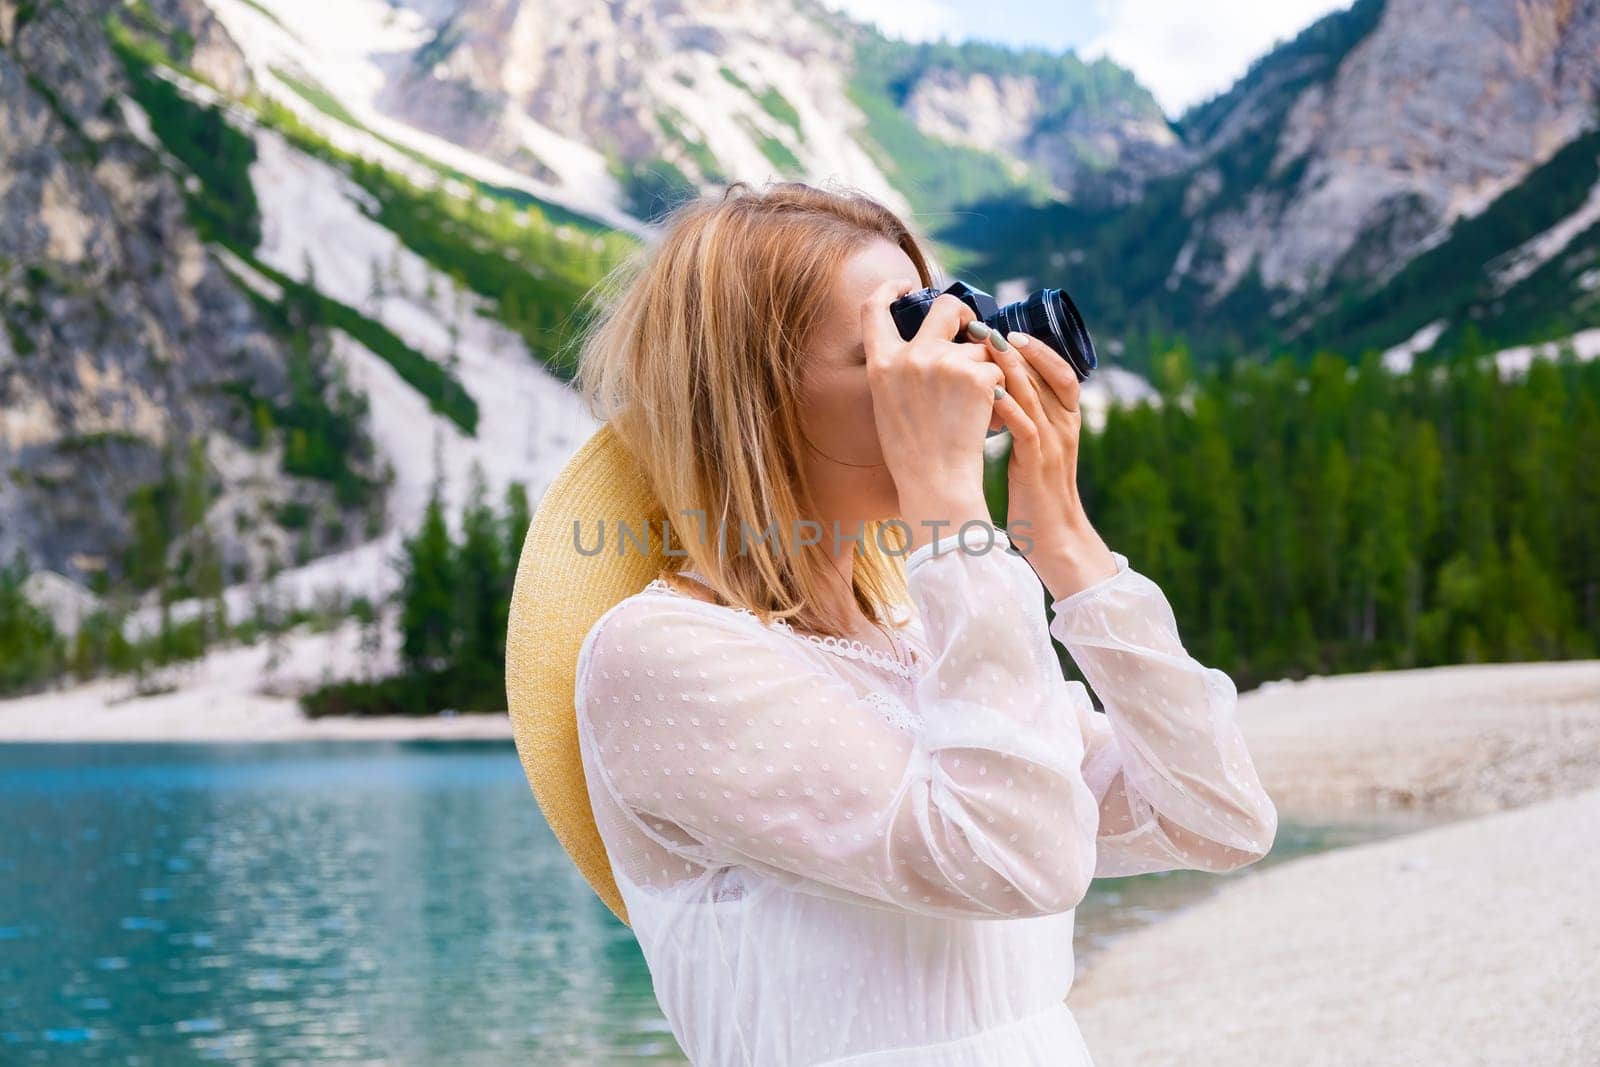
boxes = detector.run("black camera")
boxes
[889,280,1098,382]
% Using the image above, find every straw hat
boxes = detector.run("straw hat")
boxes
[505,420,671,928]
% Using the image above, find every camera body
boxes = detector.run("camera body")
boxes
[888,280,1098,382]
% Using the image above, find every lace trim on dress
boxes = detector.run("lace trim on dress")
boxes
[641,574,922,682]
[862,690,919,734]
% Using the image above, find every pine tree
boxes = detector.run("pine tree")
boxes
[502,480,532,571]
[0,551,65,695]
[399,489,457,676]
[453,462,508,706]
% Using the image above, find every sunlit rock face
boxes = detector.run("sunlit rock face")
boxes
[367,0,1185,215]
[0,0,381,587]
[1170,0,1600,304]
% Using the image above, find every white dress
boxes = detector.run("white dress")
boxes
[574,524,1279,1066]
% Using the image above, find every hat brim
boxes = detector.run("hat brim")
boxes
[506,421,668,928]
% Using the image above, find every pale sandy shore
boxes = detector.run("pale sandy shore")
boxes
[1072,784,1600,1065]
[0,618,515,743]
[1073,658,1600,1066]
[1233,658,1600,819]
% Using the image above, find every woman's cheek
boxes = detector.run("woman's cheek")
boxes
[855,375,887,463]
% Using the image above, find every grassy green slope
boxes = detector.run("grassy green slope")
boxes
[845,31,1150,221]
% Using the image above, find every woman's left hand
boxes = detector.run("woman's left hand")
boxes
[978,325,1120,600]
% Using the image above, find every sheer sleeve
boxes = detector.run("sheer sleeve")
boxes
[575,525,1102,920]
[1045,551,1279,879]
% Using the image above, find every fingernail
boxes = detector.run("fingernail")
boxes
[988,332,1010,351]
[1009,331,1032,347]
[965,321,991,340]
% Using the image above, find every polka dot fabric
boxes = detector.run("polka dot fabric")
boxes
[573,524,1277,1065]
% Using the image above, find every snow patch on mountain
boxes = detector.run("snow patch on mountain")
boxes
[203,0,650,236]
[249,127,598,524]
[1488,165,1600,295]
[151,125,600,634]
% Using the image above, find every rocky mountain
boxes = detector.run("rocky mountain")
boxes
[1176,0,1597,303]
[374,0,912,214]
[313,0,1600,365]
[190,0,1600,373]
[947,0,1600,367]
[1,0,608,636]
[846,29,1188,211]
[6,0,1599,646]
[198,0,1181,233]
[0,0,387,597]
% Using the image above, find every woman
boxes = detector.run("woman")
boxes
[569,181,1278,1065]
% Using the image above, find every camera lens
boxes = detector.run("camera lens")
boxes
[995,289,1097,382]
[891,281,1098,383]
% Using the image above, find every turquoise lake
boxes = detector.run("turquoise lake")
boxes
[0,741,1443,1064]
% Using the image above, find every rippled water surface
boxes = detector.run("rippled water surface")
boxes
[0,742,1445,1063]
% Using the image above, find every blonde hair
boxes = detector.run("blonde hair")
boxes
[572,179,938,638]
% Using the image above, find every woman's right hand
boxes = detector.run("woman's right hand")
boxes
[860,278,1005,554]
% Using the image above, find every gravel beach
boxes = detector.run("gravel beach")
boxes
[1071,658,1600,1066]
